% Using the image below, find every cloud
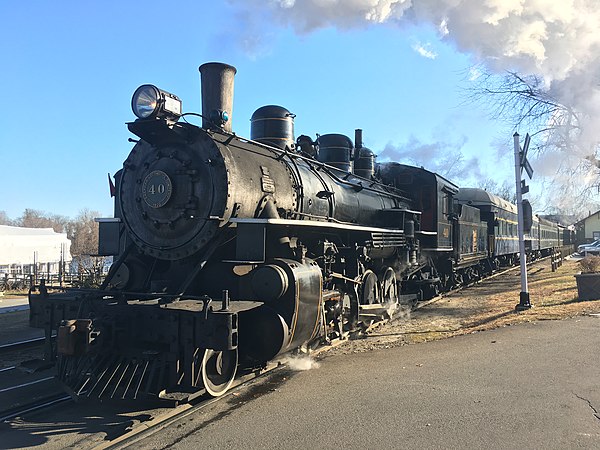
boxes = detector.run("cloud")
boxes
[225,0,600,212]
[412,41,437,59]
[378,134,481,183]
[226,0,600,114]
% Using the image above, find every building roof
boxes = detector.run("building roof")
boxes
[574,210,600,226]
[0,225,62,236]
[0,225,72,265]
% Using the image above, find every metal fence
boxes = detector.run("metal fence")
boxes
[0,272,105,292]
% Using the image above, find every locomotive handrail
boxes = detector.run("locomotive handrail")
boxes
[229,217,405,234]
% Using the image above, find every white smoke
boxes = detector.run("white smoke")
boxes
[229,1,595,67]
[227,0,600,212]
[228,0,600,112]
[379,134,482,182]
[281,354,321,371]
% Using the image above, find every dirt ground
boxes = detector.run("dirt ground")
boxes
[326,255,600,356]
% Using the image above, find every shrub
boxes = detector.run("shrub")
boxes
[579,255,600,273]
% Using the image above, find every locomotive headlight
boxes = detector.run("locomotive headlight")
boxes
[131,84,182,121]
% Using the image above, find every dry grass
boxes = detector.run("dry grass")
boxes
[456,258,600,333]
[325,256,600,356]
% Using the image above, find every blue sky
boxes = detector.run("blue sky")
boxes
[1,0,514,220]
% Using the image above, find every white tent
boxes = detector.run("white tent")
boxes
[0,225,72,266]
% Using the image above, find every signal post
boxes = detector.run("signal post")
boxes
[514,132,533,311]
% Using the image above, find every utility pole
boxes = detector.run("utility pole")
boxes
[514,132,533,311]
[59,242,64,287]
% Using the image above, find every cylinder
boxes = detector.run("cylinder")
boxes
[317,134,354,172]
[250,105,295,150]
[199,62,237,132]
[251,264,289,301]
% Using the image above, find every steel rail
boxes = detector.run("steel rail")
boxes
[91,362,286,450]
[0,376,55,394]
[0,394,71,422]
[0,336,46,354]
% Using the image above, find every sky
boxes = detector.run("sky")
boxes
[1,0,598,220]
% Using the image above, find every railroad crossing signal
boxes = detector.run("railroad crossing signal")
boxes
[523,159,534,179]
[519,133,534,179]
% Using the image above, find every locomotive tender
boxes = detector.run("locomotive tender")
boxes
[28,62,567,400]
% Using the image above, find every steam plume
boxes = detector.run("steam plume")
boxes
[379,134,482,182]
[228,0,600,212]
[280,354,321,371]
[228,0,600,125]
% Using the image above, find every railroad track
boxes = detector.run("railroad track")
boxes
[0,365,71,422]
[0,336,47,355]
[0,335,63,421]
[90,362,287,449]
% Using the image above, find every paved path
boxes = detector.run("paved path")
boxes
[137,316,600,450]
[0,296,29,314]
[0,297,43,348]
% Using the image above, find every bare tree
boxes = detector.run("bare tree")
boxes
[0,211,12,225]
[468,71,570,134]
[17,209,70,233]
[477,178,516,203]
[467,68,600,217]
[67,209,106,279]
[7,208,109,283]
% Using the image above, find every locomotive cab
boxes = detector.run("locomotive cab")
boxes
[378,163,458,252]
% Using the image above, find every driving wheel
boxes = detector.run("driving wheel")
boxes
[202,349,238,397]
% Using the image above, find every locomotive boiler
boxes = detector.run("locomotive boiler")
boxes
[29,63,421,399]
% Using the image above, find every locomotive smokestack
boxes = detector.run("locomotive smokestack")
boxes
[354,128,363,161]
[199,62,237,132]
[355,129,363,149]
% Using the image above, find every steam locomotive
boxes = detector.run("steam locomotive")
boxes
[28,63,569,400]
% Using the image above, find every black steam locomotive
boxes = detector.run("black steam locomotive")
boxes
[28,63,569,400]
